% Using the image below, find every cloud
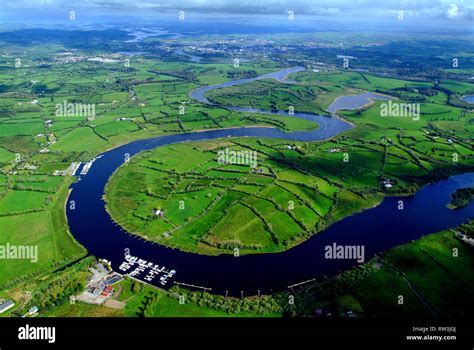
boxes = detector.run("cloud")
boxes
[3,0,474,21]
[448,4,459,18]
[411,2,474,20]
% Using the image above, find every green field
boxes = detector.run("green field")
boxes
[105,138,386,254]
[0,176,86,287]
[8,221,473,319]
[0,53,321,287]
[104,62,474,256]
[0,28,473,318]
[105,92,474,254]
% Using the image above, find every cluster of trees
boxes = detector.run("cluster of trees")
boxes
[240,115,287,130]
[12,184,56,193]
[131,281,142,294]
[170,289,283,315]
[226,70,257,79]
[10,257,93,316]
[0,204,51,217]
[458,219,474,236]
[449,187,474,209]
[31,83,58,95]
[139,292,160,317]
[434,85,473,109]
[150,69,195,81]
[165,260,379,317]
[30,275,85,312]
[200,236,263,251]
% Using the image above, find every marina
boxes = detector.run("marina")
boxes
[79,155,104,176]
[69,162,82,176]
[65,66,474,296]
[118,254,176,287]
[66,123,474,295]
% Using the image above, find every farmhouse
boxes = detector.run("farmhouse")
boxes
[100,285,114,298]
[381,178,394,188]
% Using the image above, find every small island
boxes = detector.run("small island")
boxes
[448,187,474,209]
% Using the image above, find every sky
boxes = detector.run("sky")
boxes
[0,0,472,35]
[1,0,473,20]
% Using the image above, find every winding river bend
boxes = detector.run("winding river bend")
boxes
[66,67,474,295]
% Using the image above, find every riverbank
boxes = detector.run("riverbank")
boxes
[158,218,474,317]
[8,218,473,318]
[66,65,474,294]
[104,138,387,256]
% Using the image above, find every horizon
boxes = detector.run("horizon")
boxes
[1,1,472,36]
[0,0,473,344]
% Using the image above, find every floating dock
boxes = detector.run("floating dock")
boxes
[80,155,103,176]
[118,254,176,287]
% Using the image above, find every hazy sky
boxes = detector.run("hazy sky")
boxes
[2,0,473,21]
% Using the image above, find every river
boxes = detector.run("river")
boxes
[66,67,474,295]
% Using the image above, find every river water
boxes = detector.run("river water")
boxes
[66,67,474,295]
